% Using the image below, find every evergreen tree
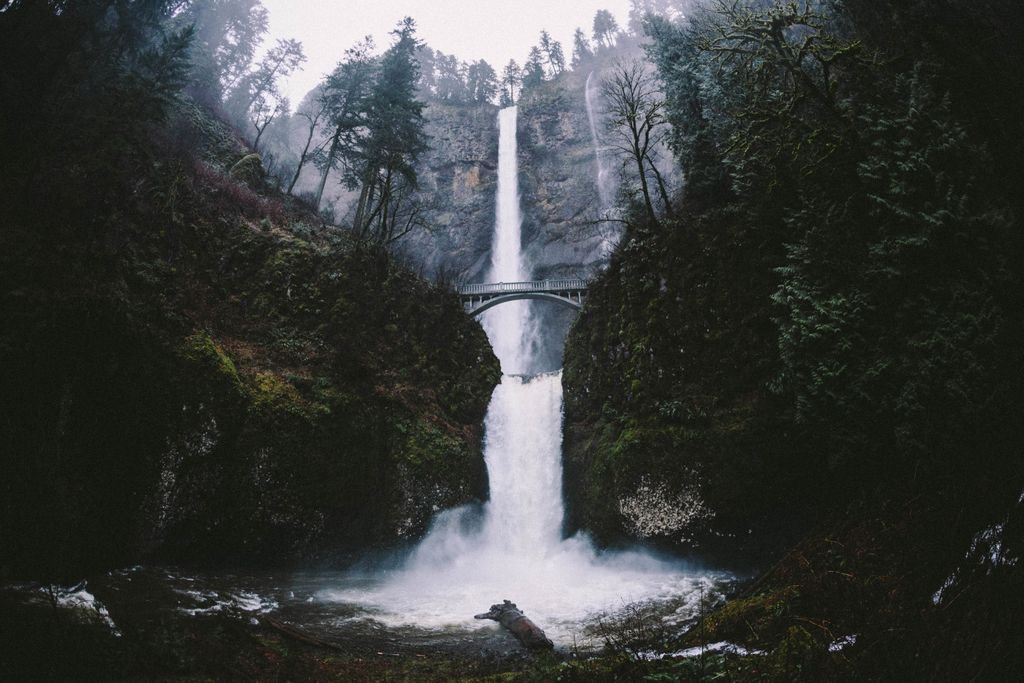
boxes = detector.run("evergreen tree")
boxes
[627,0,676,35]
[286,90,329,195]
[416,45,437,96]
[466,60,498,103]
[351,17,428,244]
[571,27,593,68]
[538,30,565,76]
[522,46,546,90]
[179,0,268,103]
[225,37,305,129]
[434,51,468,102]
[0,0,193,214]
[500,59,521,106]
[549,40,566,75]
[312,37,377,209]
[593,9,619,48]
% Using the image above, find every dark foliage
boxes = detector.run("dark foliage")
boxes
[564,0,1024,676]
[0,3,499,580]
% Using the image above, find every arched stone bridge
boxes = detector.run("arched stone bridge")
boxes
[458,278,588,316]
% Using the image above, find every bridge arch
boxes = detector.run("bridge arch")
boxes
[458,279,588,318]
[468,292,582,317]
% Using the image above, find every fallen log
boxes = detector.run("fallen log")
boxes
[474,600,554,650]
[264,617,347,652]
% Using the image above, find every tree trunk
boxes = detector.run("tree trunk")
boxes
[475,601,554,650]
[287,116,319,195]
[314,111,348,208]
[647,157,672,217]
[635,145,657,224]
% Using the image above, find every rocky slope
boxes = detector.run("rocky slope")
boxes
[0,97,500,580]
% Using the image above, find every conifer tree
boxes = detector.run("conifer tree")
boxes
[225,37,305,128]
[522,46,546,90]
[350,17,428,244]
[593,9,619,48]
[538,30,566,76]
[500,60,522,106]
[571,28,593,68]
[466,60,498,103]
[180,0,268,102]
[312,37,377,209]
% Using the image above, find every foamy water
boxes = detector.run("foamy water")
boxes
[320,106,725,647]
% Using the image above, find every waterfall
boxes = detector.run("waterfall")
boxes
[323,106,718,647]
[480,106,534,376]
[585,71,614,212]
[475,107,564,556]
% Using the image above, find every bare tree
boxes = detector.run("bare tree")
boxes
[286,97,328,195]
[251,95,288,152]
[601,58,673,223]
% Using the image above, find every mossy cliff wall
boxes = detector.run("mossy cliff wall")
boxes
[560,214,814,555]
[0,100,499,580]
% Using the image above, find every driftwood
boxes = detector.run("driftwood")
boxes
[264,617,348,652]
[474,600,554,650]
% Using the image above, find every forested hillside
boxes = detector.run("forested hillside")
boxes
[0,1,499,580]
[563,0,1024,678]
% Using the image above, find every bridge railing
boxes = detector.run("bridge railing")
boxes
[457,278,588,296]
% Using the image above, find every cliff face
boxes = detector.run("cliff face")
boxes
[396,101,501,281]
[397,79,619,289]
[517,70,618,282]
[0,99,500,579]
[560,213,812,555]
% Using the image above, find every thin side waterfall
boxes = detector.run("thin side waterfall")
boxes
[323,106,719,647]
[585,71,614,212]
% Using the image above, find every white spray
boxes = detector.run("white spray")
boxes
[323,106,717,646]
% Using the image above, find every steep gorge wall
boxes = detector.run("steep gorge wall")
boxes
[396,102,501,281]
[0,101,500,579]
[517,71,617,282]
[397,79,619,287]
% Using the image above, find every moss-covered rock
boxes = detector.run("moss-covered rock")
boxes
[179,331,242,392]
[228,153,265,187]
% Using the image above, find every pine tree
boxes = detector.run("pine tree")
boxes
[522,46,546,90]
[179,0,268,103]
[500,60,521,106]
[312,37,377,209]
[593,9,619,48]
[466,60,498,103]
[571,28,593,68]
[538,30,565,76]
[225,37,305,129]
[351,17,428,244]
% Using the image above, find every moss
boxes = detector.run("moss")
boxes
[247,370,326,423]
[1,92,500,573]
[701,586,801,648]
[398,417,466,470]
[178,331,241,391]
[228,153,265,186]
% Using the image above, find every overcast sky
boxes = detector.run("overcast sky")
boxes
[259,0,632,104]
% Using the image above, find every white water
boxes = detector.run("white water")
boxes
[322,106,721,646]
[585,71,615,213]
